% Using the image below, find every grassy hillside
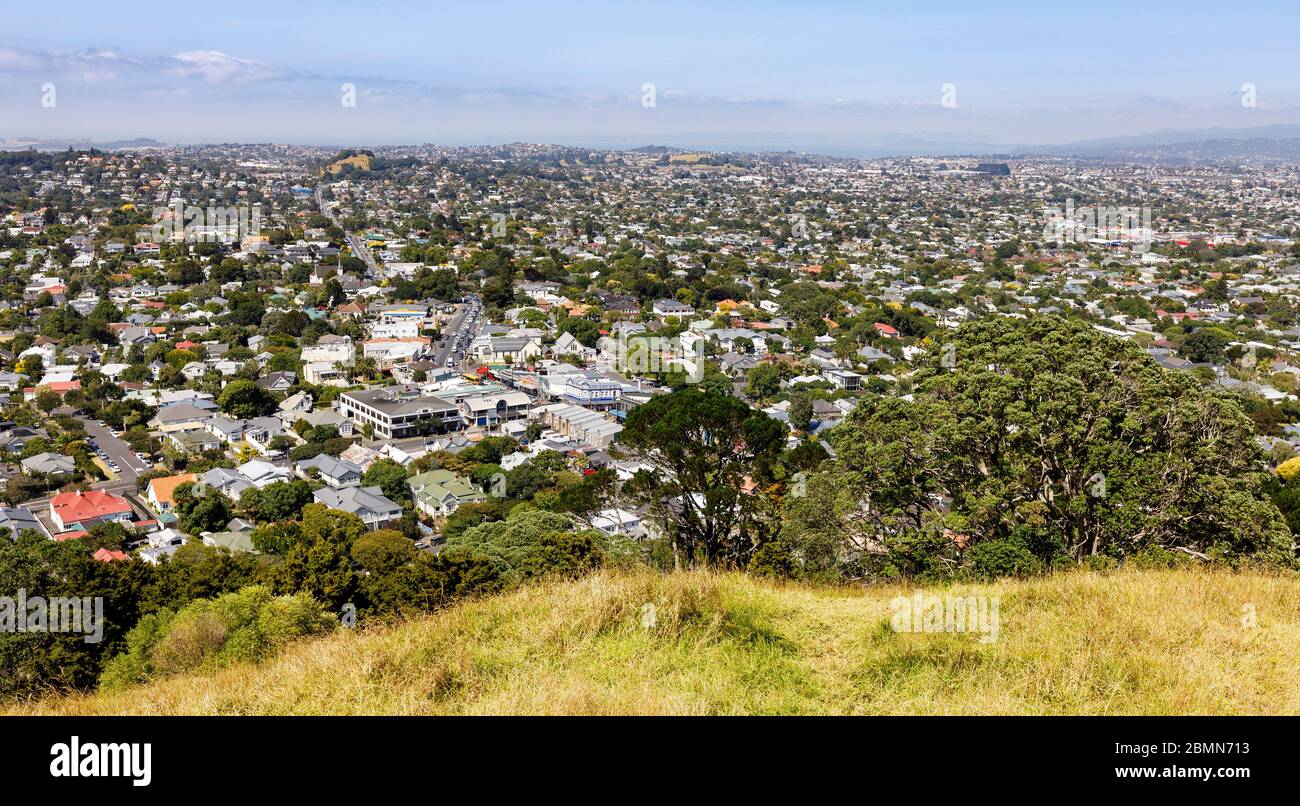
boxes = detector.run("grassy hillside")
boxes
[324,153,372,174]
[12,568,1300,715]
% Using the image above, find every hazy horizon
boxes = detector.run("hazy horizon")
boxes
[4,0,1300,155]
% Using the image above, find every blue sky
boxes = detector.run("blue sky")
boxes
[2,0,1298,152]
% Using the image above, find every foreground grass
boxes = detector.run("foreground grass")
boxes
[12,567,1300,715]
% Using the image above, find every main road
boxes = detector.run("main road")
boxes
[432,298,477,369]
[316,184,379,279]
[316,180,478,369]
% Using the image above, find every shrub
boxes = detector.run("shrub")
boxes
[964,536,1043,581]
[1278,456,1300,481]
[99,586,335,690]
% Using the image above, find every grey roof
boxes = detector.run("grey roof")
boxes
[343,385,459,418]
[200,467,254,499]
[0,506,42,540]
[21,452,75,474]
[155,402,217,424]
[296,453,363,480]
[489,337,530,352]
[312,485,402,520]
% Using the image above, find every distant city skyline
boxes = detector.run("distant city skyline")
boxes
[3,0,1299,154]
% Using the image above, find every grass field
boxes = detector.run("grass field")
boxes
[11,567,1300,715]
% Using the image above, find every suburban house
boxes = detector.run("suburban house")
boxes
[552,331,596,360]
[50,489,133,534]
[653,299,696,317]
[464,334,536,365]
[256,371,297,393]
[300,334,354,366]
[205,415,284,454]
[138,528,187,564]
[201,518,256,553]
[145,473,197,513]
[199,460,292,500]
[0,505,43,539]
[362,337,431,368]
[824,369,863,391]
[200,467,256,499]
[21,452,76,477]
[236,459,293,487]
[407,469,486,519]
[303,361,349,386]
[278,391,314,417]
[295,454,364,488]
[590,507,646,538]
[312,485,402,530]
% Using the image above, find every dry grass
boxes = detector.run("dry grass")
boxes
[324,154,372,174]
[10,567,1300,715]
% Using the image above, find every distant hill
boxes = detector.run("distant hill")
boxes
[622,124,1300,162]
[1052,123,1300,152]
[323,149,374,175]
[14,567,1299,715]
[0,136,167,152]
[11,123,1300,163]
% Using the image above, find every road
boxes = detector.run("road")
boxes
[433,301,473,368]
[316,185,378,279]
[80,417,151,484]
[317,181,479,369]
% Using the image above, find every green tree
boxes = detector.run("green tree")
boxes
[1181,328,1232,364]
[794,317,1294,580]
[173,483,233,536]
[300,503,368,547]
[239,480,313,523]
[216,379,277,418]
[350,529,416,574]
[788,393,814,432]
[621,388,787,567]
[361,459,411,504]
[745,362,782,400]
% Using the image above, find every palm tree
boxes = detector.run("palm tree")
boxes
[352,357,378,382]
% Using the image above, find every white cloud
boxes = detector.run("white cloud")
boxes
[165,50,280,84]
[0,44,283,86]
[0,45,134,82]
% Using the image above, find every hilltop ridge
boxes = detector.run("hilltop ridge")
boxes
[12,567,1299,716]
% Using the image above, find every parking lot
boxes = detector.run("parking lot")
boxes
[79,417,153,483]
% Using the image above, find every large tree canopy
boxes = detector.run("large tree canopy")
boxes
[622,388,787,567]
[216,379,277,419]
[787,317,1294,578]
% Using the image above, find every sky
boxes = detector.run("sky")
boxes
[1,0,1299,154]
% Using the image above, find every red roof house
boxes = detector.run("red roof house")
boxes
[49,490,132,533]
[93,547,130,562]
[872,322,901,338]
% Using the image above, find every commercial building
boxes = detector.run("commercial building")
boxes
[339,385,461,439]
